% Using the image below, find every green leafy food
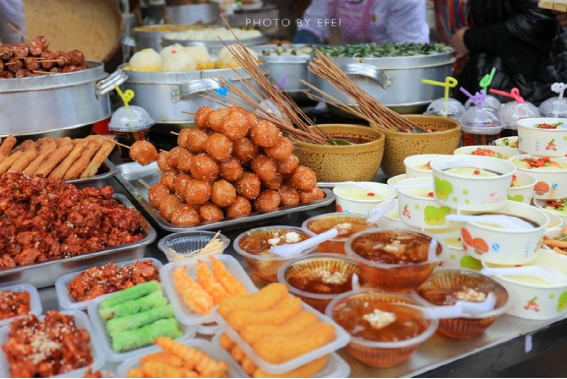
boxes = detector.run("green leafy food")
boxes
[317,43,452,58]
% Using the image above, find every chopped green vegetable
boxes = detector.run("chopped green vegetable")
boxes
[317,43,452,58]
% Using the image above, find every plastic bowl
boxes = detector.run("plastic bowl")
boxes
[416,269,510,338]
[277,253,363,313]
[517,117,567,157]
[158,231,230,262]
[333,182,397,215]
[403,154,449,178]
[325,288,438,368]
[493,136,519,149]
[345,229,442,292]
[507,171,536,204]
[427,229,482,271]
[233,226,315,282]
[430,155,516,212]
[510,154,567,200]
[454,145,520,160]
[459,200,549,265]
[302,213,378,255]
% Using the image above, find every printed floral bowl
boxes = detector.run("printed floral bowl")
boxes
[517,118,567,157]
[386,174,408,186]
[427,228,482,271]
[482,249,567,320]
[333,182,397,215]
[507,171,536,204]
[403,154,449,178]
[459,201,549,265]
[430,155,516,212]
[396,177,459,230]
[454,145,520,160]
[510,154,567,200]
[376,200,420,231]
[493,136,519,150]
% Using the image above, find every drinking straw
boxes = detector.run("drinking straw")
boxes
[479,67,496,93]
[460,87,486,108]
[421,76,458,102]
[114,85,134,109]
[489,88,524,104]
[551,82,567,100]
[276,76,288,91]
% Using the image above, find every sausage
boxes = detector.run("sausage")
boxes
[7,58,23,73]
[24,57,40,71]
[0,71,14,78]
[0,61,4,72]
[14,43,29,58]
[0,44,13,60]
[55,51,70,67]
[40,51,56,70]
[15,68,31,78]
[69,50,85,66]
[79,62,89,71]
[34,36,49,50]
[62,65,79,73]
[28,41,44,56]
[50,67,62,73]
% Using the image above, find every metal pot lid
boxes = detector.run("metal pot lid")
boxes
[121,63,256,84]
[327,52,455,70]
[0,61,107,93]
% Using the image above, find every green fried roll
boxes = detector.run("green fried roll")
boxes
[112,317,183,353]
[99,281,161,315]
[100,290,167,321]
[106,304,175,338]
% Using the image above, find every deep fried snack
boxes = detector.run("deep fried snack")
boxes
[279,185,301,207]
[249,120,280,148]
[179,129,208,153]
[155,337,228,377]
[240,311,318,344]
[263,173,283,190]
[199,203,224,222]
[80,139,115,178]
[176,147,194,174]
[218,283,288,317]
[195,106,214,129]
[233,138,259,163]
[130,140,158,166]
[171,204,201,227]
[226,196,252,218]
[289,165,317,192]
[24,137,57,176]
[264,136,294,162]
[191,154,220,182]
[207,108,230,133]
[246,112,259,128]
[206,133,233,163]
[139,361,197,378]
[252,355,329,378]
[9,144,38,172]
[0,152,22,175]
[35,139,75,177]
[174,174,192,196]
[211,180,237,208]
[166,147,183,168]
[160,171,179,191]
[223,108,249,140]
[220,333,235,350]
[157,151,173,172]
[276,154,299,175]
[225,296,302,332]
[300,187,325,203]
[242,356,258,376]
[196,261,230,304]
[139,352,186,368]
[126,367,145,378]
[159,194,182,221]
[231,345,245,363]
[253,190,281,212]
[173,266,214,315]
[251,155,277,182]
[252,323,336,364]
[210,256,248,296]
[149,183,171,208]
[219,157,244,182]
[0,135,17,162]
[183,179,211,206]
[61,139,100,180]
[235,172,262,200]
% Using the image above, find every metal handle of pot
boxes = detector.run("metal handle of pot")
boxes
[341,63,393,89]
[171,78,221,103]
[96,69,129,97]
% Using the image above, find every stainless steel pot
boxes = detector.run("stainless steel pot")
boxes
[120,65,260,124]
[308,52,455,114]
[162,34,267,56]
[0,62,126,137]
[165,3,220,25]
[133,26,172,51]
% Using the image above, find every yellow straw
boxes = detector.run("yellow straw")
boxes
[114,85,135,109]
[421,77,458,101]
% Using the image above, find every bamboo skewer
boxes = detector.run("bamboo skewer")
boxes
[95,135,128,149]
[138,179,151,189]
[7,23,32,44]
[170,131,179,136]
[181,111,196,115]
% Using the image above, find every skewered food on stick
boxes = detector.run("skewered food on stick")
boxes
[129,140,158,166]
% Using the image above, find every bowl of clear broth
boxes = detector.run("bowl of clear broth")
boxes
[459,201,549,265]
[333,182,397,215]
[277,254,364,312]
[345,229,442,292]
[430,155,516,212]
[326,288,437,367]
[291,124,385,183]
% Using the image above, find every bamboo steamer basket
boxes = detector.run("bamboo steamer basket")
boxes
[23,0,123,62]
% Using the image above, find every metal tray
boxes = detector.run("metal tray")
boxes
[115,162,335,232]
[67,159,117,187]
[0,193,156,289]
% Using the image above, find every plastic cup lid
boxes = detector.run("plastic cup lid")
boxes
[424,98,465,118]
[460,106,505,134]
[499,101,540,129]
[108,105,155,132]
[539,96,567,118]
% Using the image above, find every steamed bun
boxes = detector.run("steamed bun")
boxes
[129,48,162,71]
[162,50,197,72]
[183,45,212,66]
[217,45,259,68]
[160,44,184,59]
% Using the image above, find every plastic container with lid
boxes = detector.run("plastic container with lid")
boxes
[0,283,42,328]
[424,98,465,120]
[539,83,567,118]
[108,105,155,161]
[460,106,505,146]
[158,231,231,262]
[498,100,539,135]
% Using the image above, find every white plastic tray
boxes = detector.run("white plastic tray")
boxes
[116,336,245,378]
[0,310,105,378]
[87,286,196,363]
[211,297,351,374]
[55,258,163,311]
[0,283,42,328]
[160,255,258,335]
[210,332,351,378]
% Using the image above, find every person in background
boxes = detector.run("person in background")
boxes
[556,10,567,26]
[435,0,560,104]
[293,0,430,44]
[0,0,26,44]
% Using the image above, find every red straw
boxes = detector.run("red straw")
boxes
[489,88,524,103]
